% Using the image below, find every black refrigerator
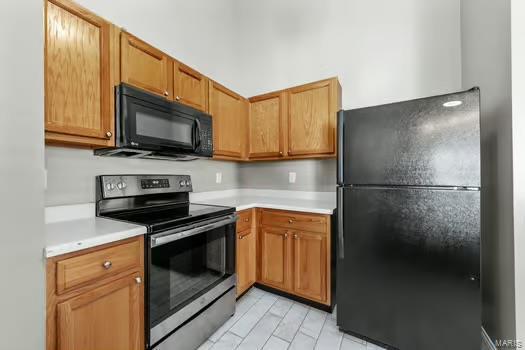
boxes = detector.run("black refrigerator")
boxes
[336,88,481,350]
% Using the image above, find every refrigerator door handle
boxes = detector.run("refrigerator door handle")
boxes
[337,187,344,258]
[337,110,345,185]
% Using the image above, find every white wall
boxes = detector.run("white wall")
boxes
[461,0,515,343]
[46,0,241,206]
[0,1,45,349]
[512,0,525,344]
[235,0,462,191]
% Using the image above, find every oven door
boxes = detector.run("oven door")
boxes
[119,85,197,152]
[148,215,237,347]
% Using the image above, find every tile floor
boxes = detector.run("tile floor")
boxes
[197,288,385,350]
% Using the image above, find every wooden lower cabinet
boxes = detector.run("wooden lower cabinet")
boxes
[292,231,328,303]
[47,236,144,350]
[236,228,256,296]
[259,226,292,291]
[56,274,143,350]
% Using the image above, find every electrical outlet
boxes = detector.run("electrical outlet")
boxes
[289,172,296,184]
[216,172,222,184]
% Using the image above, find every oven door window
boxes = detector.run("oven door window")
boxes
[127,99,195,150]
[149,223,234,328]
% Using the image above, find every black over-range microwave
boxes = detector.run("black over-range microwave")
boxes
[95,84,213,160]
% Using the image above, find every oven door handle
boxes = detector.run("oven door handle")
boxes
[150,215,237,248]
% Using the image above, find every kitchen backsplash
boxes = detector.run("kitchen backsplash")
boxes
[239,159,336,192]
[45,147,336,206]
[45,146,240,206]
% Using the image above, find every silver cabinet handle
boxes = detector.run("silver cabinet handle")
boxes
[103,261,112,269]
[135,277,142,284]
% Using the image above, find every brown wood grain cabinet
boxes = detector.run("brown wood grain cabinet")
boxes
[247,77,341,161]
[44,0,118,147]
[120,32,171,98]
[236,209,256,296]
[47,236,144,350]
[173,60,209,112]
[259,226,292,291]
[248,92,286,159]
[209,80,246,159]
[256,209,332,306]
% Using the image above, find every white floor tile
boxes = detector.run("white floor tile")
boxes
[273,303,309,342]
[268,297,294,318]
[197,340,214,350]
[299,308,328,339]
[246,287,267,299]
[315,317,343,350]
[211,332,243,350]
[238,312,283,350]
[262,336,290,350]
[343,334,366,345]
[230,293,278,337]
[289,330,317,350]
[340,337,367,350]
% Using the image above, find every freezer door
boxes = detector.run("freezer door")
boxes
[337,88,480,187]
[336,187,480,350]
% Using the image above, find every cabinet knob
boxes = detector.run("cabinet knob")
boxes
[102,261,112,269]
[175,96,181,101]
[244,218,249,222]
[279,151,283,156]
[135,277,142,284]
[164,91,169,96]
[284,233,288,238]
[288,219,293,224]
[238,235,243,240]
[293,234,298,240]
[106,131,112,138]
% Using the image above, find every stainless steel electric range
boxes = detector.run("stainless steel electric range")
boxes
[96,175,237,350]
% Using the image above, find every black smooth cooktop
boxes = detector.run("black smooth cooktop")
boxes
[102,203,235,232]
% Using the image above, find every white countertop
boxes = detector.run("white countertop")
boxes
[191,189,336,214]
[45,204,146,258]
[44,190,334,258]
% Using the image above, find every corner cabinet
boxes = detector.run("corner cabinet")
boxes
[209,81,247,159]
[45,0,118,147]
[47,236,145,350]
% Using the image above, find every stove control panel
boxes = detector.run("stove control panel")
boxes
[98,175,193,199]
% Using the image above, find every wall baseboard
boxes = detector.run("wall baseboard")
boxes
[482,327,497,350]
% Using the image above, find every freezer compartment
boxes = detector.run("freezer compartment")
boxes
[337,88,480,187]
[336,186,480,350]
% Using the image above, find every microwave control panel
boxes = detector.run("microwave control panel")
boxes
[197,116,213,157]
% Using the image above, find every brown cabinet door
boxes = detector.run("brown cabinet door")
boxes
[56,274,144,350]
[45,0,115,147]
[287,79,336,156]
[292,231,327,303]
[260,227,291,291]
[121,32,170,98]
[248,92,285,159]
[209,81,244,158]
[236,228,256,296]
[173,61,208,112]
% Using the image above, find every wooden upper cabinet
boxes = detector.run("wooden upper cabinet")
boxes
[209,81,245,159]
[56,274,143,350]
[248,92,285,159]
[45,0,117,147]
[121,32,171,98]
[292,231,327,303]
[259,226,291,291]
[287,79,338,156]
[173,60,208,112]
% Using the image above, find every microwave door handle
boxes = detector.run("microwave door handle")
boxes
[195,118,202,149]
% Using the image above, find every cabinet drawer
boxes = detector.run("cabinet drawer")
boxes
[237,210,252,232]
[56,239,141,294]
[261,210,327,233]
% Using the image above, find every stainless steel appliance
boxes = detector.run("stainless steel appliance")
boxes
[336,88,481,350]
[95,84,213,160]
[96,175,236,350]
